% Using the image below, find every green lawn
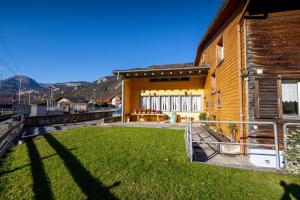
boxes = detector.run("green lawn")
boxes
[0,127,299,200]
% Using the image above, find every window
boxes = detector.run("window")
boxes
[181,96,191,112]
[171,96,180,111]
[140,95,202,112]
[200,52,206,65]
[141,96,150,109]
[216,36,224,65]
[150,96,160,111]
[282,80,300,115]
[211,73,216,94]
[161,96,170,111]
[217,91,222,108]
[192,96,202,112]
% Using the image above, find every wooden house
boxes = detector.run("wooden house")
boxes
[193,0,300,150]
[113,0,300,166]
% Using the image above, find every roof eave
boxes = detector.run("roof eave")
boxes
[113,64,210,75]
[195,0,246,65]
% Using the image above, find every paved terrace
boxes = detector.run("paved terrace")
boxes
[22,120,270,170]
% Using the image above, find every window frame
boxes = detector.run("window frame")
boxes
[140,95,202,113]
[281,80,300,117]
[191,96,202,112]
[211,73,217,95]
[217,90,222,108]
[200,52,206,65]
[160,96,170,111]
[170,96,181,112]
[216,35,224,66]
[181,96,191,112]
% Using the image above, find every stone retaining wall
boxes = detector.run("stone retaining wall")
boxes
[25,111,113,127]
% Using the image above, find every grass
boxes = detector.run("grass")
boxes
[0,127,299,200]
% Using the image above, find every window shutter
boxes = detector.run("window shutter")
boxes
[254,78,281,119]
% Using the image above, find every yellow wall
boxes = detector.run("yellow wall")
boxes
[196,9,245,140]
[123,77,205,122]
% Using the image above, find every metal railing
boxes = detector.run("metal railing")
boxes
[185,120,281,170]
[0,119,24,158]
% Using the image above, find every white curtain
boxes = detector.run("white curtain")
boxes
[192,96,202,112]
[141,95,202,112]
[181,96,191,112]
[150,96,160,111]
[141,96,150,109]
[161,96,170,111]
[282,83,298,102]
[171,96,180,111]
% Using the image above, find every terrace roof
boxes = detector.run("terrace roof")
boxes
[113,64,210,79]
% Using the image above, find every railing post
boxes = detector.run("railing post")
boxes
[189,120,193,162]
[283,123,287,169]
[272,122,280,170]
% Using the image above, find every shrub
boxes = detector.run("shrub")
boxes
[228,123,238,142]
[199,112,208,121]
[284,128,300,174]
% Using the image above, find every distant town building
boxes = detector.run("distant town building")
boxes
[57,96,88,112]
[111,95,121,107]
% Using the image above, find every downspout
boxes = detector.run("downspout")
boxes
[121,78,125,123]
[237,0,251,154]
[237,24,244,154]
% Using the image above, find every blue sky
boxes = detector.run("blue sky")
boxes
[0,0,221,83]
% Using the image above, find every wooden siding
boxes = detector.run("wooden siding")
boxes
[198,7,244,139]
[246,10,300,146]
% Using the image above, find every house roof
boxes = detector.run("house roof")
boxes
[113,63,210,79]
[56,96,88,103]
[194,0,246,65]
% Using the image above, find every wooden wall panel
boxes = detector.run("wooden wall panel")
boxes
[199,8,244,139]
[247,10,300,119]
[246,10,300,146]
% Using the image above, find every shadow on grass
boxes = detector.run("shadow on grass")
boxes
[43,134,120,199]
[280,180,300,200]
[0,147,77,176]
[25,139,54,200]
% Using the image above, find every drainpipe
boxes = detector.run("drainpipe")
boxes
[121,79,125,123]
[237,0,251,154]
[237,25,244,154]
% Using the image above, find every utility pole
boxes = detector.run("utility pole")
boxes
[47,85,54,110]
[12,83,16,112]
[100,91,103,109]
[28,88,31,105]
[18,75,21,103]
[93,88,96,100]
[0,73,2,89]
[92,88,96,111]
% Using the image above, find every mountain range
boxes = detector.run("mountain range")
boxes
[0,75,121,105]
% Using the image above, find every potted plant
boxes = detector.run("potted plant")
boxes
[241,69,249,81]
[199,112,208,121]
[228,123,238,142]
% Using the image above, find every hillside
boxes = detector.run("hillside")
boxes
[0,75,121,105]
[52,76,121,104]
